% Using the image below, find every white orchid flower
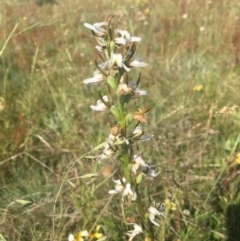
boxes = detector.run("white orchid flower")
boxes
[90,95,109,111]
[117,77,132,95]
[84,22,107,36]
[108,178,136,202]
[148,202,166,226]
[99,53,131,72]
[148,206,161,226]
[133,126,154,141]
[122,182,137,202]
[98,143,115,160]
[83,70,106,85]
[115,29,141,45]
[131,154,148,175]
[108,178,126,194]
[126,223,143,241]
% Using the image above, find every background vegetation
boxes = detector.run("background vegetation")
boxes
[1,0,240,240]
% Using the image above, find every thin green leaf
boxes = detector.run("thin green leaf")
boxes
[92,142,107,151]
[136,174,143,184]
[15,197,35,207]
[67,180,76,188]
[106,75,117,91]
[97,236,108,241]
[0,234,7,241]
[110,105,120,120]
[80,173,99,178]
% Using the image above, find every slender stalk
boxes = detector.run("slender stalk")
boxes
[122,149,131,182]
[135,185,154,240]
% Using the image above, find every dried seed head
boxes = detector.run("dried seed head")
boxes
[133,108,149,123]
[111,125,121,136]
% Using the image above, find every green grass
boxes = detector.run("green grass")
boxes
[1,0,240,240]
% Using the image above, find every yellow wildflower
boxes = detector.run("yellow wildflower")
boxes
[89,225,103,240]
[236,153,240,164]
[164,199,177,211]
[193,85,204,91]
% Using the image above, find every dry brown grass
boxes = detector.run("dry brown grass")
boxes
[1,0,240,240]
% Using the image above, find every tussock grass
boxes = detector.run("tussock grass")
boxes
[1,0,240,240]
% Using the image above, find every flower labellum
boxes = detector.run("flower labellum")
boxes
[83,70,106,85]
[90,95,109,111]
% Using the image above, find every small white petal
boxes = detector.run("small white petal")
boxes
[149,217,160,226]
[115,29,141,46]
[68,234,74,241]
[140,134,154,141]
[129,60,148,68]
[133,126,143,135]
[108,190,120,194]
[128,82,147,97]
[132,192,137,201]
[83,70,106,85]
[147,169,160,178]
[123,63,131,72]
[81,230,89,237]
[130,36,142,42]
[90,95,109,111]
[149,206,160,215]
[90,104,108,111]
[133,89,147,97]
[95,45,104,51]
[114,37,127,45]
[113,178,126,184]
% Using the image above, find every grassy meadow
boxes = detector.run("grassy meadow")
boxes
[1,0,240,240]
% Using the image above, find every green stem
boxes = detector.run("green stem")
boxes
[147,219,155,241]
[136,185,154,240]
[117,95,130,180]
[117,81,154,240]
[118,96,125,131]
[122,150,131,182]
[135,185,145,219]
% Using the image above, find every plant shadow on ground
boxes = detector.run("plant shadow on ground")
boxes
[226,204,240,241]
